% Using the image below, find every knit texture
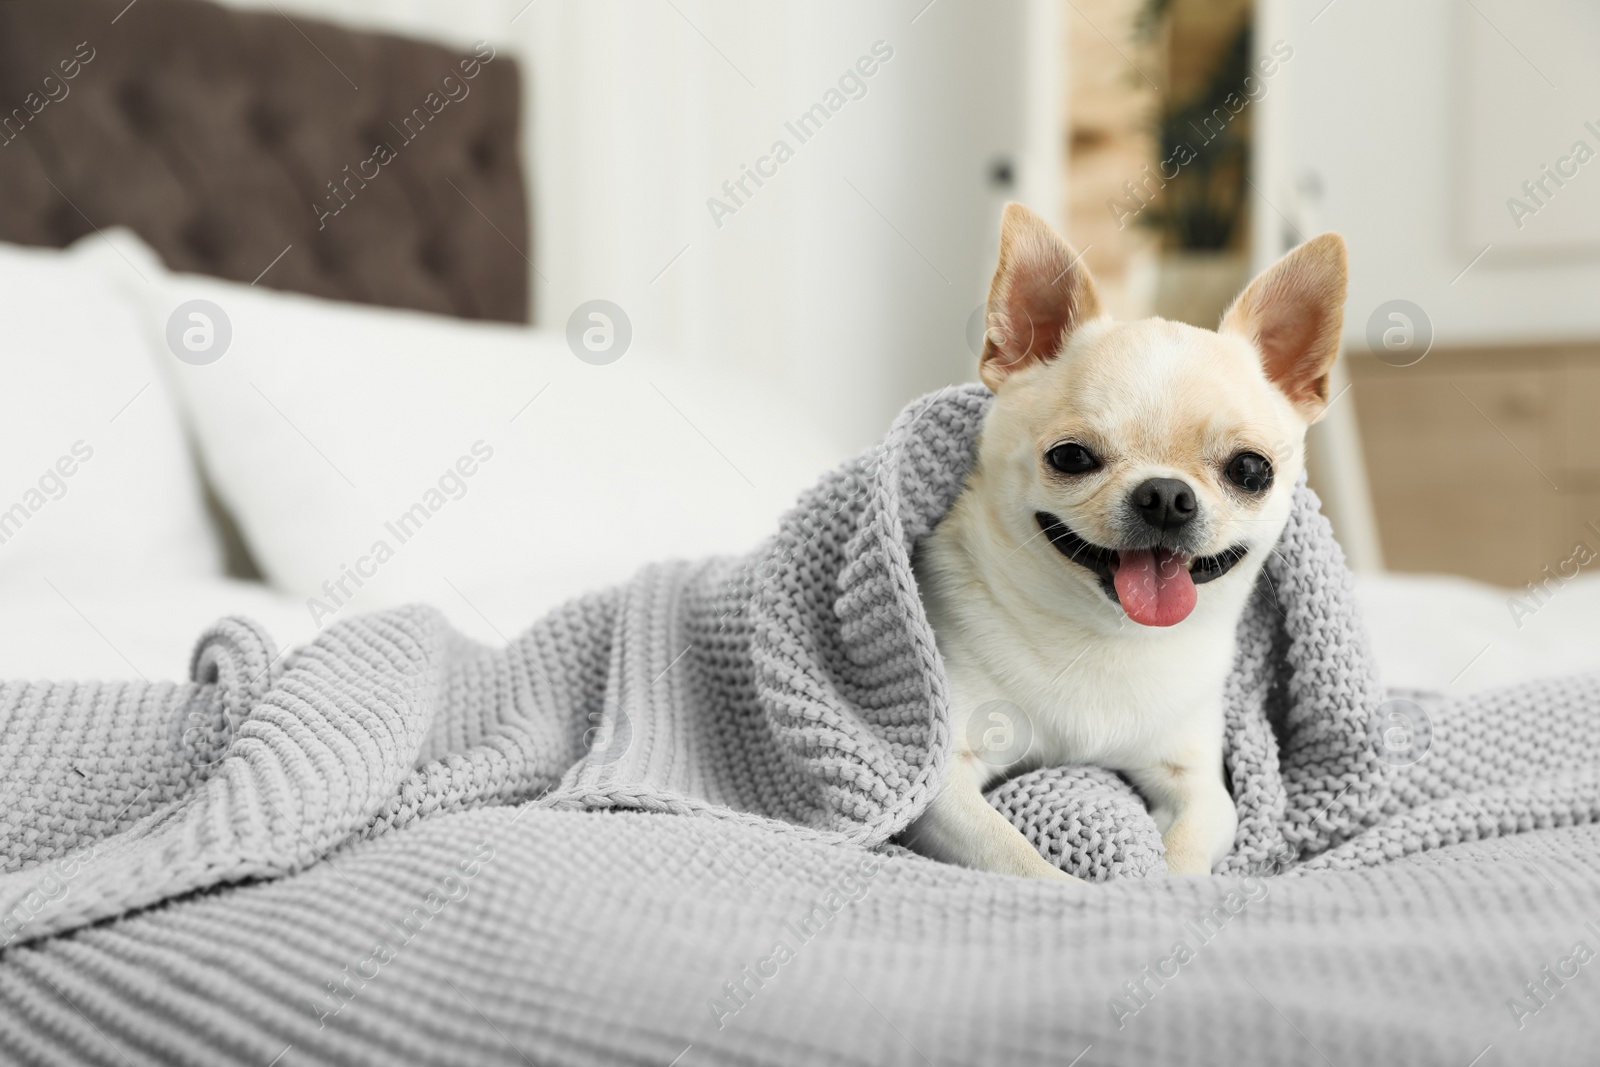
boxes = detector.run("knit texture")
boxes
[2,384,1599,1064]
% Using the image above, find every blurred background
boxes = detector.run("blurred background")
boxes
[2,0,1599,690]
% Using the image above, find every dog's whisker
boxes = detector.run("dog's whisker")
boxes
[1006,523,1052,558]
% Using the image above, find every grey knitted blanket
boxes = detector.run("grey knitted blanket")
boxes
[3,384,1599,1065]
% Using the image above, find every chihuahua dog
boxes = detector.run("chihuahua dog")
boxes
[907,203,1347,880]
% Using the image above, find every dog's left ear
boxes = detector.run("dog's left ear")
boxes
[980,202,1104,391]
[1220,233,1348,422]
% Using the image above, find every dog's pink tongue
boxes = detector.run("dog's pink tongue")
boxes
[1111,548,1197,627]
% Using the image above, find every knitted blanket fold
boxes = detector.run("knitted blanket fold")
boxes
[4,383,1600,951]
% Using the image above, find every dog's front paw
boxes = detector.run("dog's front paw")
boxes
[1161,849,1214,876]
[1039,863,1085,884]
[1152,788,1235,875]
[1009,849,1084,883]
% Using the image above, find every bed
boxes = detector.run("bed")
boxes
[4,3,1600,1066]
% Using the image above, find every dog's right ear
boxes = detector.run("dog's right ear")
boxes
[980,202,1104,391]
[1219,232,1348,422]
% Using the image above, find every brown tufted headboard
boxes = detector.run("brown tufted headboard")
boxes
[0,0,529,322]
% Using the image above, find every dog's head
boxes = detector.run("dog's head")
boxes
[973,203,1347,628]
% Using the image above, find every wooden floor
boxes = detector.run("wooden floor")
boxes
[1349,344,1600,589]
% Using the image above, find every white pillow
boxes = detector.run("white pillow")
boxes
[134,262,847,641]
[0,237,221,582]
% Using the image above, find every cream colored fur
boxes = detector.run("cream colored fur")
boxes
[905,204,1347,880]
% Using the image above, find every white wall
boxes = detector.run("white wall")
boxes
[214,0,1059,454]
[1255,0,1600,351]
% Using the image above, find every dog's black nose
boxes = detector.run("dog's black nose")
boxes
[1131,477,1196,531]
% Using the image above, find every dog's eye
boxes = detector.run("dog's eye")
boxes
[1046,443,1099,474]
[1224,451,1273,493]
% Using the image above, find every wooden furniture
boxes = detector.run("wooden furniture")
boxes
[1349,345,1600,588]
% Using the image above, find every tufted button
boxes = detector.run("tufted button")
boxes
[180,215,227,266]
[469,135,495,172]
[311,237,346,274]
[360,122,391,152]
[47,201,90,245]
[117,82,160,134]
[245,102,289,147]
[418,237,451,277]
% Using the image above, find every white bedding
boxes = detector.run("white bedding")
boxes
[4,569,1598,692]
[1353,570,1600,691]
[0,569,617,681]
[0,232,847,679]
[0,577,314,682]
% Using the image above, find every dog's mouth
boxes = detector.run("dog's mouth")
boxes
[1034,511,1248,628]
